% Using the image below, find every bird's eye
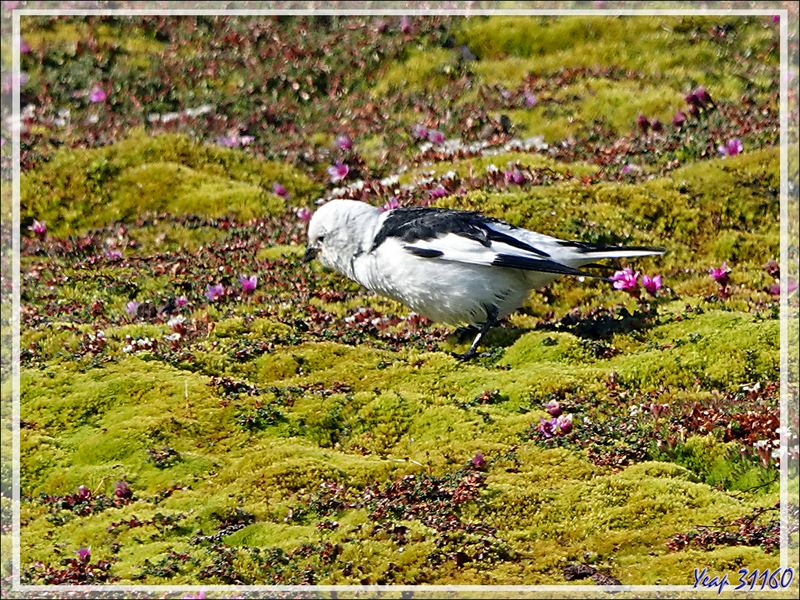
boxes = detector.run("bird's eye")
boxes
[317,235,325,244]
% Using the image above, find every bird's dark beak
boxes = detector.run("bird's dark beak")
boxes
[301,246,318,263]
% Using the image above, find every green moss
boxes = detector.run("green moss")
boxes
[459,15,777,97]
[21,19,165,59]
[224,521,316,548]
[21,131,321,236]
[107,162,276,223]
[581,80,682,133]
[442,15,778,141]
[667,435,775,491]
[371,47,458,97]
[20,360,225,495]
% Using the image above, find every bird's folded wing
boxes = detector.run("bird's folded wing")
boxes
[401,233,601,278]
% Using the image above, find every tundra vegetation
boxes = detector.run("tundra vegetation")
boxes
[1,10,798,595]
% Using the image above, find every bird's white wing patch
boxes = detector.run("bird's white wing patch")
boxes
[403,232,599,278]
[403,233,507,266]
[484,221,563,251]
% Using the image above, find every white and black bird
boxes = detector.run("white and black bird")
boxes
[302,199,665,360]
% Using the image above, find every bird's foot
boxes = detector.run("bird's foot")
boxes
[452,308,499,362]
[451,349,497,362]
[452,349,476,362]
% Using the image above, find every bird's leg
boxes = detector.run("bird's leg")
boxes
[453,324,480,344]
[454,306,498,361]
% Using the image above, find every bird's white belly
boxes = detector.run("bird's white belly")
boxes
[354,247,541,326]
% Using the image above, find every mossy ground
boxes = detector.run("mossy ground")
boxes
[3,9,798,596]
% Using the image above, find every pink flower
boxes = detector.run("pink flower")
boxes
[764,259,780,278]
[641,274,662,295]
[176,295,189,308]
[296,207,312,221]
[543,399,561,416]
[539,417,557,438]
[412,123,428,139]
[428,185,448,199]
[650,118,663,132]
[685,86,712,109]
[539,414,573,436]
[216,134,253,147]
[718,138,743,157]
[125,301,139,316]
[380,197,399,212]
[610,267,639,292]
[427,129,445,144]
[374,17,389,33]
[672,110,687,127]
[709,262,730,286]
[555,414,573,434]
[523,93,537,107]
[399,16,413,33]
[114,480,132,499]
[504,167,525,184]
[104,248,122,260]
[637,114,650,133]
[89,86,106,103]
[239,274,257,293]
[327,161,349,183]
[334,135,352,150]
[76,485,91,499]
[470,452,486,469]
[272,183,289,198]
[693,86,712,106]
[74,547,91,563]
[206,284,224,301]
[28,220,46,238]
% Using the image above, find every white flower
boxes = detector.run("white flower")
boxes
[347,180,365,191]
[184,104,213,117]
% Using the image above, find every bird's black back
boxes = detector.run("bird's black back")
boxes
[371,206,549,257]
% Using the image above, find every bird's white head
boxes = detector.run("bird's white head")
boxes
[302,200,382,279]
